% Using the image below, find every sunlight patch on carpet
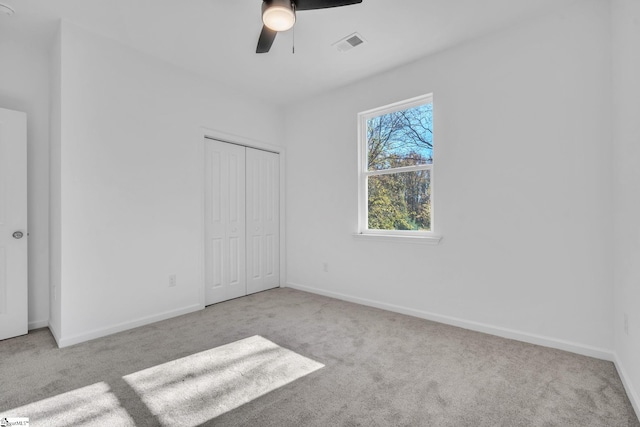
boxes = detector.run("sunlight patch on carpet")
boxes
[123,335,324,426]
[2,382,135,426]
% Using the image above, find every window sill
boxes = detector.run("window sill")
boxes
[352,233,442,245]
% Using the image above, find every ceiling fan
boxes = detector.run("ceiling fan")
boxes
[257,0,363,53]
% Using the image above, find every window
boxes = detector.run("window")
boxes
[357,94,439,241]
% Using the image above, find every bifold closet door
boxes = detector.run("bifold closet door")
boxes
[204,140,246,305]
[246,148,280,294]
[204,141,280,305]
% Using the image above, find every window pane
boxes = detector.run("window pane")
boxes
[367,103,433,171]
[368,170,431,231]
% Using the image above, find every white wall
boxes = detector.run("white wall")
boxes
[0,31,51,330]
[285,0,614,356]
[612,0,640,415]
[49,28,62,339]
[50,22,284,346]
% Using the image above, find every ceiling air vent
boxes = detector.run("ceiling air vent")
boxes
[333,33,366,52]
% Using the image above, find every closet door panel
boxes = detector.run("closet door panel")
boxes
[204,140,246,305]
[246,148,280,294]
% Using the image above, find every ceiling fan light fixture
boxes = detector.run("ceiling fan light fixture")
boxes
[262,0,296,32]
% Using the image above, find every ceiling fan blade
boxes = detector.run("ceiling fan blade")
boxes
[256,25,277,53]
[294,0,362,11]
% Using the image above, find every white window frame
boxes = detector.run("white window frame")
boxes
[356,94,442,244]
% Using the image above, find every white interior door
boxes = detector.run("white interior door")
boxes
[246,148,280,294]
[204,140,246,305]
[0,108,28,340]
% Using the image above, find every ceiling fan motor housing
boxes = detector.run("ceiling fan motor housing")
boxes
[257,0,363,53]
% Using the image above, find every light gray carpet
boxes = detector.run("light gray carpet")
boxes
[0,288,638,426]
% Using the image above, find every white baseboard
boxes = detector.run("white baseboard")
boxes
[28,319,49,330]
[286,282,615,361]
[55,304,203,348]
[613,354,640,421]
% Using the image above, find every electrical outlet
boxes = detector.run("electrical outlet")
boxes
[322,262,329,273]
[624,313,629,336]
[169,274,177,288]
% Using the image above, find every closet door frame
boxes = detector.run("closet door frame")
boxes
[198,128,286,307]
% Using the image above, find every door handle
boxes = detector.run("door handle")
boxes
[12,231,24,239]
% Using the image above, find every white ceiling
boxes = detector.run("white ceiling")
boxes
[1,0,577,105]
